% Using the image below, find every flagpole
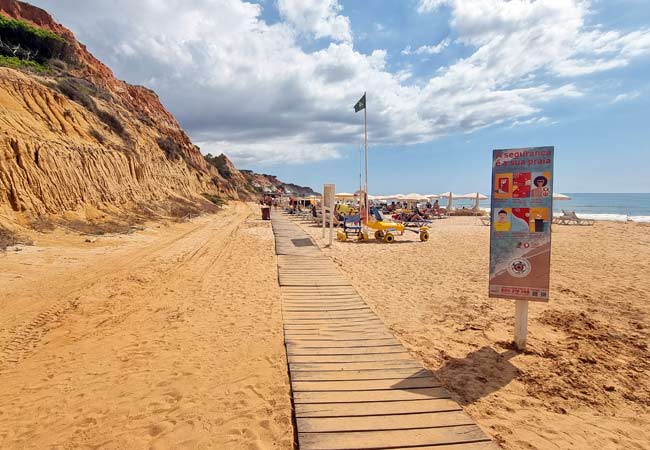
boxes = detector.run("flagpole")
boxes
[363,92,368,227]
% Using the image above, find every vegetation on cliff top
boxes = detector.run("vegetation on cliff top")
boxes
[204,153,233,179]
[0,14,70,68]
[0,54,46,72]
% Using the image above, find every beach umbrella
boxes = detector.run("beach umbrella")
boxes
[335,192,355,199]
[424,194,440,199]
[553,192,571,200]
[402,193,429,201]
[438,192,459,210]
[460,192,489,209]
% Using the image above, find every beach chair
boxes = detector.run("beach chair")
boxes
[480,216,491,226]
[553,210,595,226]
[336,214,365,241]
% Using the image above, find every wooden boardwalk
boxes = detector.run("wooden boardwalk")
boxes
[272,213,499,450]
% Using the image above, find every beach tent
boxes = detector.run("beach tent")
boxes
[553,192,571,200]
[459,192,489,209]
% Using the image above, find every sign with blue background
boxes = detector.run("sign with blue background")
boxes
[489,147,554,301]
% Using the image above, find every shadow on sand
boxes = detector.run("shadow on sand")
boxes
[390,346,521,405]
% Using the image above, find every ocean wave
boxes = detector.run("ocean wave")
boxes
[553,213,650,223]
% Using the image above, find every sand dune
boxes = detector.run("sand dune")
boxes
[0,202,293,450]
[294,215,650,450]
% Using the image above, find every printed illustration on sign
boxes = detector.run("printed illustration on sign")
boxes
[531,172,551,198]
[512,172,531,198]
[507,258,532,278]
[511,208,530,232]
[530,208,550,233]
[493,208,511,232]
[494,173,512,199]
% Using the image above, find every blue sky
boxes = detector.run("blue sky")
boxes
[32,0,650,193]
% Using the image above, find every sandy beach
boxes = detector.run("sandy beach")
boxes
[292,214,650,450]
[1,204,649,450]
[0,202,293,450]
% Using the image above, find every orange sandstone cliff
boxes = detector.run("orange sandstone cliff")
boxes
[0,0,315,228]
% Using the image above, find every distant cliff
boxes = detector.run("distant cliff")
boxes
[0,0,315,226]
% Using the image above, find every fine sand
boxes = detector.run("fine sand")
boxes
[293,214,650,450]
[2,205,649,450]
[0,202,293,450]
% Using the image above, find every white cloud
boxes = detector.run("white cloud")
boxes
[417,0,451,14]
[277,0,351,42]
[419,0,650,79]
[402,38,450,55]
[611,91,641,104]
[508,116,553,128]
[31,0,650,165]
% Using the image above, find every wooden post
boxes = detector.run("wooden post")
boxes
[322,203,326,238]
[514,300,528,350]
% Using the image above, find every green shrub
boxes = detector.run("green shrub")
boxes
[204,153,233,179]
[157,136,184,160]
[89,128,105,144]
[201,193,226,206]
[0,14,69,63]
[51,77,129,141]
[0,54,47,73]
[96,109,126,137]
[53,77,97,110]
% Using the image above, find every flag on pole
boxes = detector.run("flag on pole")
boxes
[353,93,366,113]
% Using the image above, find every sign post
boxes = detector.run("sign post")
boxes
[323,184,335,246]
[488,147,554,350]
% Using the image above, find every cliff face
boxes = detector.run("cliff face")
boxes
[0,0,245,225]
[239,170,319,198]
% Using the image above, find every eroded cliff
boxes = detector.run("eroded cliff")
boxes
[0,0,240,226]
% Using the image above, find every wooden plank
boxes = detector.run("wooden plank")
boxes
[391,443,501,450]
[293,387,451,404]
[283,302,365,306]
[285,338,400,347]
[283,317,383,323]
[298,425,489,450]
[285,334,395,341]
[297,410,475,432]
[285,333,396,341]
[288,353,412,364]
[291,368,433,381]
[290,361,423,372]
[291,377,441,392]
[295,398,463,418]
[283,325,387,332]
[282,303,377,318]
[283,304,370,309]
[283,314,379,321]
[286,345,405,356]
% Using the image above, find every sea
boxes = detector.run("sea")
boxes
[461,193,650,223]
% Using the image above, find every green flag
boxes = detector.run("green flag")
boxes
[353,93,366,113]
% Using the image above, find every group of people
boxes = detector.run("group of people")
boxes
[384,200,444,221]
